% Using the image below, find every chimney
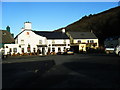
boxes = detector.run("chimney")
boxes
[11,33,14,38]
[90,29,93,33]
[62,28,65,33]
[6,26,10,32]
[24,21,32,30]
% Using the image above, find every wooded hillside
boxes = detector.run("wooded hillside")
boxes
[55,6,120,45]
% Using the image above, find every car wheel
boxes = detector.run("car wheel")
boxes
[106,51,109,54]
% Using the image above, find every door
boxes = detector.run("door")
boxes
[42,47,45,55]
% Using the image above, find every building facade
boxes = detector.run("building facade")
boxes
[4,22,70,55]
[66,31,99,52]
[4,22,99,55]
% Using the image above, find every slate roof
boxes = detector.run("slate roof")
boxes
[33,31,69,39]
[68,32,98,39]
[0,30,15,43]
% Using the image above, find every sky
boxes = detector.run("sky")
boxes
[1,0,119,2]
[1,2,119,37]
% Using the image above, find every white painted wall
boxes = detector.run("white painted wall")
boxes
[47,39,70,53]
[4,30,70,55]
[16,30,47,54]
[4,44,20,55]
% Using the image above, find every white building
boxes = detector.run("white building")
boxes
[4,22,70,55]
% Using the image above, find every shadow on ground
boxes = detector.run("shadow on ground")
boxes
[26,61,120,88]
[2,54,120,88]
[2,60,55,88]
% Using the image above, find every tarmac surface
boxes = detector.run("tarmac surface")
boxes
[2,54,120,88]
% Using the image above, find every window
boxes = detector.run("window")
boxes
[21,48,24,53]
[27,45,31,52]
[58,47,61,52]
[19,45,21,48]
[39,40,42,44]
[90,40,94,43]
[52,48,55,52]
[9,48,12,52]
[78,40,81,43]
[33,48,36,53]
[13,48,17,53]
[52,40,55,44]
[49,44,51,47]
[87,40,89,43]
[21,40,24,44]
[63,40,66,44]
[15,39,18,44]
[63,47,67,52]
[48,47,51,52]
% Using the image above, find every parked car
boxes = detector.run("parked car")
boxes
[67,50,74,55]
[105,47,115,54]
[63,49,74,55]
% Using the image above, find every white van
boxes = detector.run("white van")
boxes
[115,45,120,56]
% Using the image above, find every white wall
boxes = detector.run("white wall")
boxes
[47,39,70,53]
[15,30,47,54]
[4,30,71,55]
[4,44,20,55]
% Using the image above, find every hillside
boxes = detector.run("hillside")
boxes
[54,6,120,45]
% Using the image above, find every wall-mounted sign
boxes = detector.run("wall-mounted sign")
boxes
[26,32,29,35]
